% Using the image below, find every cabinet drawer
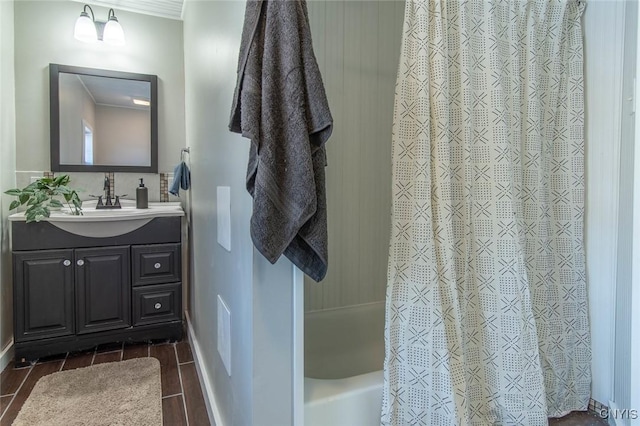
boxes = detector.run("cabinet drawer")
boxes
[132,244,181,286]
[132,283,182,326]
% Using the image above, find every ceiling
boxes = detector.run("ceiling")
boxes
[70,0,184,20]
[75,74,151,109]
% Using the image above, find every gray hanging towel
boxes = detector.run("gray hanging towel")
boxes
[229,0,333,282]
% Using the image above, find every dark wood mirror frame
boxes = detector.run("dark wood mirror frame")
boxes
[50,64,158,173]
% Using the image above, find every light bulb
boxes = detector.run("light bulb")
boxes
[103,14,125,46]
[74,12,97,43]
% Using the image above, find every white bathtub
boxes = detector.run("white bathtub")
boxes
[304,302,385,426]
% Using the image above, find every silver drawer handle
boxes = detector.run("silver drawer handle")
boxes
[154,303,162,310]
[63,260,71,267]
[77,259,85,266]
[154,263,161,269]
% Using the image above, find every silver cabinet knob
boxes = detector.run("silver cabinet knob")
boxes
[154,303,162,310]
[77,259,85,266]
[154,263,161,269]
[63,260,71,267]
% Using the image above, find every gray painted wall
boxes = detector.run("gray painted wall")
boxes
[303,1,404,312]
[183,2,405,424]
[0,0,17,355]
[183,2,405,423]
[183,1,295,425]
[183,2,253,423]
[13,1,185,173]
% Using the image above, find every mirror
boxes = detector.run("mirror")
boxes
[50,64,158,173]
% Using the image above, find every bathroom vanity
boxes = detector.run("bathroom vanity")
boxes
[9,202,184,362]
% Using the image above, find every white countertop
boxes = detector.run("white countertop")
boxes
[9,200,184,238]
[9,200,184,223]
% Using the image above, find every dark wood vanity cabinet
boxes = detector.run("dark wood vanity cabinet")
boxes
[75,246,131,334]
[13,250,75,342]
[11,217,183,362]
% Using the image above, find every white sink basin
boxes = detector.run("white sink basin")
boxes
[9,200,184,238]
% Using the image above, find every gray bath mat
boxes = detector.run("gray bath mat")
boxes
[13,357,162,426]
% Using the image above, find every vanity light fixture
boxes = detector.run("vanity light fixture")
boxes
[74,4,125,46]
[73,5,97,43]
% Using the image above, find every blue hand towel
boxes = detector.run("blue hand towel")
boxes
[169,161,191,196]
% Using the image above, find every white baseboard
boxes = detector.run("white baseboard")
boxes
[0,339,13,372]
[185,311,224,426]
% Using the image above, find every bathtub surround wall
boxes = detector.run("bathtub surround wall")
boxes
[304,303,386,426]
[0,0,17,368]
[13,0,185,173]
[184,1,297,425]
[303,0,405,312]
[305,301,385,380]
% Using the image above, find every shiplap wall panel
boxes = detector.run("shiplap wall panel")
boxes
[69,0,183,20]
[583,1,625,406]
[305,1,404,312]
[613,0,636,415]
[342,0,361,309]
[308,0,346,311]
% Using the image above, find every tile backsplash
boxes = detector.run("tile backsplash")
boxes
[115,173,160,203]
[160,173,169,202]
[65,172,106,200]
[14,171,181,203]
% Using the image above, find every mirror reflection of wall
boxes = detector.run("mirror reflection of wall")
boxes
[58,72,151,167]
[82,120,94,165]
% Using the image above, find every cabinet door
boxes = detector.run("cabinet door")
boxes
[14,250,75,342]
[75,246,131,334]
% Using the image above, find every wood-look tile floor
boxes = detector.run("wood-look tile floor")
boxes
[0,340,211,426]
[0,341,606,426]
[551,411,609,425]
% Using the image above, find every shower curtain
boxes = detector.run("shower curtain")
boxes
[383,0,591,425]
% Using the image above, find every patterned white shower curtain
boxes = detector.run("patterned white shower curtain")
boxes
[383,0,591,424]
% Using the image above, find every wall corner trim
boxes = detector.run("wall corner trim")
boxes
[185,311,224,426]
[292,265,304,426]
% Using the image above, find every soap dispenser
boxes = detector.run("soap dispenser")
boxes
[136,178,148,209]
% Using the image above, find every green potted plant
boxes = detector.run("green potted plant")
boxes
[4,174,83,223]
